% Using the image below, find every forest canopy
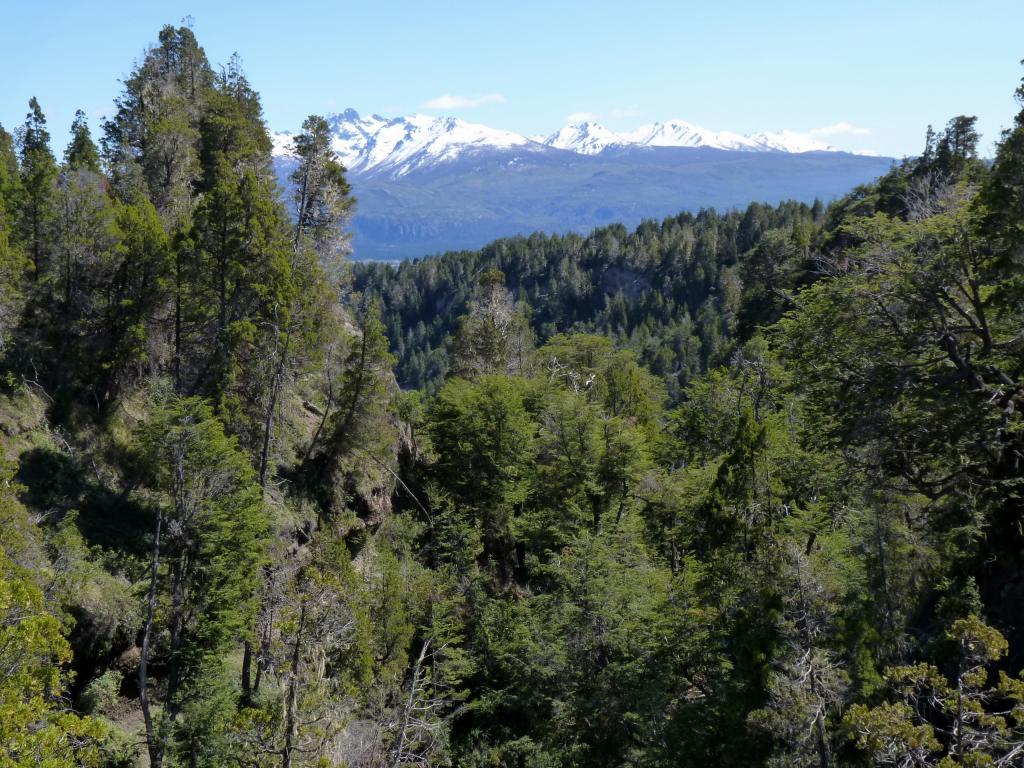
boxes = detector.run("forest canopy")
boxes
[1,23,1024,768]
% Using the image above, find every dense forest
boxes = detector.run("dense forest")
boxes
[3,23,1024,768]
[353,198,820,396]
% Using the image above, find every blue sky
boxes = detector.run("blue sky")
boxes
[2,0,1023,158]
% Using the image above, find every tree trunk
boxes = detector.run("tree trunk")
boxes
[282,600,307,768]
[258,330,290,488]
[241,639,253,705]
[174,254,182,391]
[164,553,188,724]
[140,509,164,768]
[814,706,831,768]
[392,639,431,768]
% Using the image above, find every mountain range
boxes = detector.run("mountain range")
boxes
[271,110,894,260]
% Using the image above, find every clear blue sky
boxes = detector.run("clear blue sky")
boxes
[2,0,1023,158]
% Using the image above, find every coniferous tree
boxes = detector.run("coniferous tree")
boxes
[15,98,57,282]
[290,114,355,273]
[103,24,211,222]
[310,298,396,517]
[135,394,267,768]
[64,110,102,173]
[0,124,25,350]
[252,112,355,488]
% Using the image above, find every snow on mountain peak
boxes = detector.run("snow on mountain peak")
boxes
[274,109,542,178]
[549,119,838,154]
[747,129,836,153]
[544,121,624,155]
[270,109,870,177]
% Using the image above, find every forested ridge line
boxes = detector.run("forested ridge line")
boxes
[2,22,1024,768]
[353,116,984,399]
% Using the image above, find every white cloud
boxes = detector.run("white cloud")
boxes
[422,93,506,109]
[808,121,871,137]
[566,111,600,123]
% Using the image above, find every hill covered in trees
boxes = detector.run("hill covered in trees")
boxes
[3,23,1024,768]
[354,198,822,396]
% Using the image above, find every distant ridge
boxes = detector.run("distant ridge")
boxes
[271,110,878,178]
[271,110,892,260]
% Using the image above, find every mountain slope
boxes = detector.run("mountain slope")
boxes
[272,110,893,259]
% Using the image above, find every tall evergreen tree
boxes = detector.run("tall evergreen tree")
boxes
[0,124,25,350]
[135,394,268,768]
[15,98,57,282]
[63,110,101,173]
[102,24,211,221]
[290,114,354,273]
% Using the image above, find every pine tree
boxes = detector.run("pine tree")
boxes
[253,111,354,488]
[102,24,211,221]
[15,98,57,282]
[980,63,1024,294]
[309,298,396,516]
[290,114,355,273]
[63,110,101,173]
[0,124,25,350]
[135,394,268,768]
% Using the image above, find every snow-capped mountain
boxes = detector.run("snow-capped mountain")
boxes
[270,109,891,260]
[545,119,840,154]
[543,121,625,155]
[271,109,870,179]
[273,109,541,178]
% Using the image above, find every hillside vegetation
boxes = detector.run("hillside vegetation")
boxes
[2,23,1024,768]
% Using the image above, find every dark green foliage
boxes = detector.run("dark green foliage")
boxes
[0,123,26,348]
[3,23,1024,768]
[290,113,355,266]
[15,97,58,281]
[65,110,102,173]
[354,200,818,396]
[134,393,269,767]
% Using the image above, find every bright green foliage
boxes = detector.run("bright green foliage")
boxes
[775,192,1024,640]
[0,554,106,767]
[0,466,104,767]
[135,394,268,766]
[100,198,173,394]
[245,111,355,489]
[182,157,292,400]
[176,60,291,417]
[355,201,817,394]
[310,298,397,516]
[847,616,1024,766]
[538,333,665,425]
[3,22,1024,768]
[137,393,268,659]
[369,542,414,686]
[427,375,537,587]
